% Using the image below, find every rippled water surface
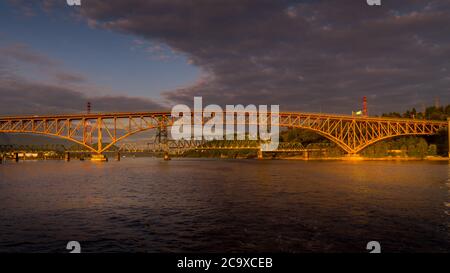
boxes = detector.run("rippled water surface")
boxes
[0,158,449,252]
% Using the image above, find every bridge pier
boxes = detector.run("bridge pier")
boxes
[14,152,19,162]
[116,152,121,161]
[343,153,364,160]
[91,154,108,162]
[257,148,263,160]
[303,150,309,159]
[65,152,70,162]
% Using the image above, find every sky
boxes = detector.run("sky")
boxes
[0,0,449,115]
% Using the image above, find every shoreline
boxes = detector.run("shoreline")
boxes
[281,156,450,161]
[2,155,449,162]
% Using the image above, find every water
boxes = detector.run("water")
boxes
[0,158,448,253]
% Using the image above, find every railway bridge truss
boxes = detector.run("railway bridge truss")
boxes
[118,140,325,155]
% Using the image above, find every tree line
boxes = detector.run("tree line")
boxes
[381,104,450,121]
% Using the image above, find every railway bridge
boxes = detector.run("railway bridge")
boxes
[119,140,327,159]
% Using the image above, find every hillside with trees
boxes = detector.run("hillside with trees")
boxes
[381,104,450,121]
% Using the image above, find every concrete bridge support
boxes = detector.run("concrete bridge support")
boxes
[14,152,19,162]
[65,152,70,162]
[116,152,121,161]
[303,150,309,159]
[257,148,263,160]
[91,154,108,162]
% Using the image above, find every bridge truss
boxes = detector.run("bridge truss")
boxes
[0,112,448,155]
[119,140,322,154]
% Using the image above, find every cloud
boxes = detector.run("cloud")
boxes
[6,0,66,16]
[54,71,86,83]
[0,43,57,67]
[0,75,164,115]
[74,0,450,114]
[130,39,183,62]
[0,42,85,85]
[5,0,450,115]
[0,43,164,115]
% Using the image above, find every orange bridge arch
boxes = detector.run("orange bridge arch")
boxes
[0,112,447,154]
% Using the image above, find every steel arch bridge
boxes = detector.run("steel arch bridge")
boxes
[0,111,448,155]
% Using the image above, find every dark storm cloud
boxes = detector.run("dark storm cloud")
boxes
[77,0,450,114]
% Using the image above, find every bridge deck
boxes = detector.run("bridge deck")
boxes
[0,111,447,125]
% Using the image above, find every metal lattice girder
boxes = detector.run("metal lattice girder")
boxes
[0,111,447,154]
[278,113,447,153]
[119,140,311,153]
